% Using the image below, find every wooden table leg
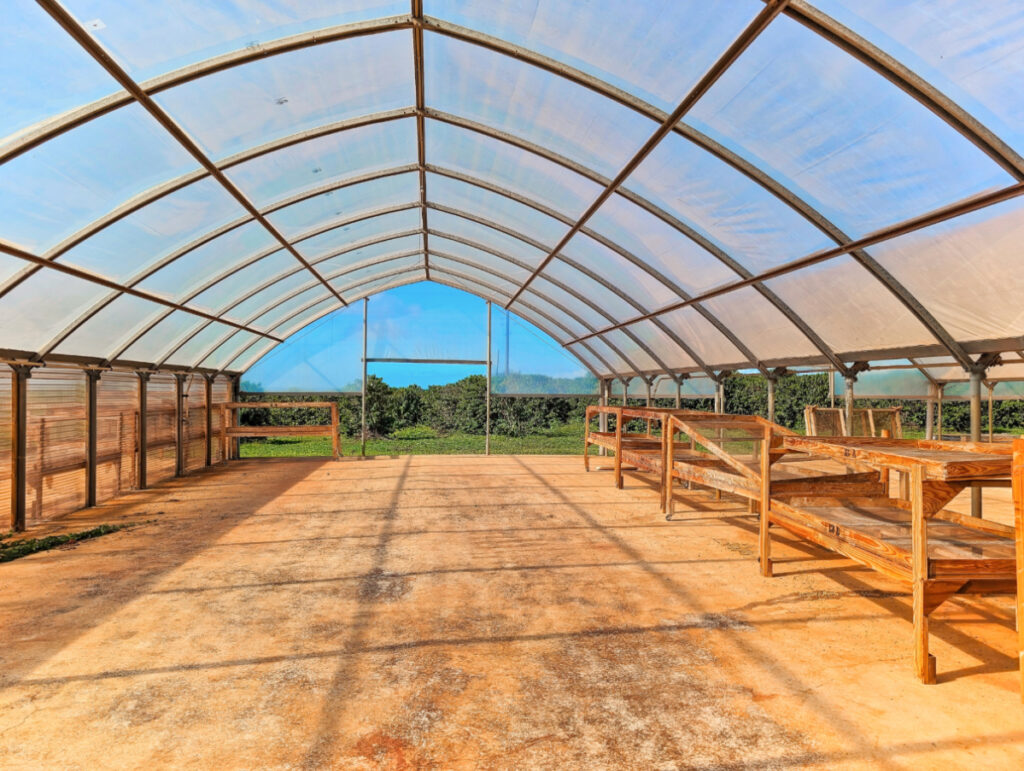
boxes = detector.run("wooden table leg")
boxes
[614,408,623,490]
[911,463,937,684]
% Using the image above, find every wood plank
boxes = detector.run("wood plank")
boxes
[1012,438,1024,702]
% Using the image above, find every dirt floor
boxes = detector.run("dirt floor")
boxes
[1,455,1023,769]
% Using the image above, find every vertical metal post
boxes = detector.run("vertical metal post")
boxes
[85,370,100,508]
[766,376,776,425]
[969,369,983,517]
[829,366,836,408]
[361,297,368,458]
[715,379,725,414]
[230,374,240,460]
[844,375,855,437]
[175,374,187,476]
[485,300,492,456]
[675,379,681,410]
[10,365,32,532]
[204,375,214,467]
[925,384,935,440]
[620,378,628,407]
[598,379,608,456]
[137,371,149,489]
[988,383,995,442]
[937,383,944,439]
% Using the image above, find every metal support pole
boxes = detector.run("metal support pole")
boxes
[85,370,100,508]
[988,383,995,442]
[925,384,935,440]
[715,380,725,414]
[937,384,944,439]
[485,300,492,456]
[844,376,855,437]
[621,378,628,407]
[675,379,681,410]
[204,374,214,466]
[175,374,187,476]
[829,366,836,408]
[766,377,776,425]
[137,371,149,489]
[361,297,368,458]
[230,374,240,460]
[10,365,32,532]
[969,369,983,517]
[598,379,608,456]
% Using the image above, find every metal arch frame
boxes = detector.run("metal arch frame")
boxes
[411,0,430,279]
[10,4,1022,373]
[33,0,348,317]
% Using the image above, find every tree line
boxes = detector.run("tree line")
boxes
[238,373,1024,437]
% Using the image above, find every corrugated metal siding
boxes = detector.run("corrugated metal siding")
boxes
[147,374,177,484]
[25,369,86,523]
[0,369,11,523]
[184,375,206,472]
[96,372,138,503]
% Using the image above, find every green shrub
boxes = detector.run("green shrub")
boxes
[391,425,440,440]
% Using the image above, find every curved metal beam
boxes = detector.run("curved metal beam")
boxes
[412,0,430,278]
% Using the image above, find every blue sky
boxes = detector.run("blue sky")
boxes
[242,282,591,391]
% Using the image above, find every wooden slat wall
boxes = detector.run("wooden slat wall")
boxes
[96,372,138,503]
[184,376,206,473]
[147,373,177,485]
[25,369,87,524]
[210,377,232,464]
[0,369,11,522]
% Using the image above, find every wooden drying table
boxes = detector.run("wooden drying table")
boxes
[771,435,1017,686]
[221,401,340,461]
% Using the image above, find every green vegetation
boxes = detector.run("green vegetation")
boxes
[0,522,139,563]
[235,372,1024,458]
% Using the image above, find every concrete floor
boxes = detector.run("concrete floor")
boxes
[1,455,1023,769]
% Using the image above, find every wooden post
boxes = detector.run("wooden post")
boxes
[665,418,675,516]
[361,297,368,458]
[230,374,240,460]
[828,366,836,408]
[614,406,623,490]
[583,406,591,471]
[644,378,653,436]
[175,374,187,476]
[330,401,340,460]
[1011,439,1024,702]
[620,378,628,407]
[714,379,724,414]
[220,404,229,463]
[766,376,776,425]
[988,383,995,442]
[85,369,100,508]
[759,424,773,577]
[674,378,681,410]
[136,372,149,487]
[937,384,944,439]
[598,379,608,457]
[10,365,31,532]
[485,300,492,456]
[204,375,214,467]
[969,369,982,517]
[911,463,936,684]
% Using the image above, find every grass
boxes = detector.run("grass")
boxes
[0,522,141,563]
[240,422,587,457]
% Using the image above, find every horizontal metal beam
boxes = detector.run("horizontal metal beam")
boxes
[366,357,486,365]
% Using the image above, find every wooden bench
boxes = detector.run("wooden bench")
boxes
[220,401,340,461]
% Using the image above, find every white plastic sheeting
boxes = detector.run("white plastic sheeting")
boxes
[2,1,1024,382]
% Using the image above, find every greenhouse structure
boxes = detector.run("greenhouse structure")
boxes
[2,1,1024,767]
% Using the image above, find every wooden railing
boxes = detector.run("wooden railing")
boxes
[220,402,340,461]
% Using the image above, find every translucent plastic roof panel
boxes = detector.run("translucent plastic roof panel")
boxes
[53,294,165,360]
[658,307,747,368]
[601,329,662,373]
[0,104,198,253]
[425,0,758,113]
[426,210,547,267]
[570,338,628,376]
[331,256,423,292]
[200,330,262,370]
[295,207,422,261]
[60,1,407,81]
[223,271,315,323]
[135,220,279,300]
[226,118,417,208]
[868,197,1024,342]
[250,287,331,332]
[425,120,602,219]
[0,270,110,353]
[431,257,518,298]
[59,177,246,281]
[558,233,679,312]
[154,32,414,160]
[687,13,1014,237]
[428,236,530,282]
[814,0,1024,156]
[2,0,120,148]
[700,288,821,363]
[118,310,207,363]
[626,133,834,272]
[764,257,934,355]
[267,172,419,238]
[274,297,337,339]
[346,271,426,302]
[620,320,697,370]
[164,321,238,367]
[315,234,422,276]
[583,196,737,296]
[425,173,567,249]
[425,34,655,178]
[187,250,298,313]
